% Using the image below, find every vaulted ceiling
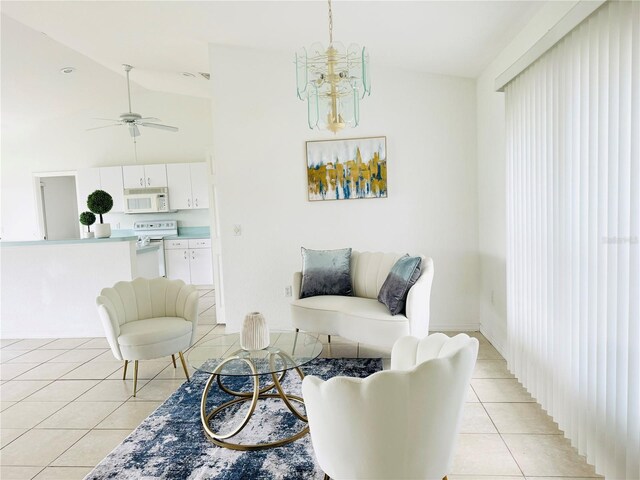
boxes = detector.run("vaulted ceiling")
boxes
[2,1,549,99]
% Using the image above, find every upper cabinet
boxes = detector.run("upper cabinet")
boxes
[76,168,101,212]
[167,162,210,210]
[123,164,167,189]
[99,167,125,212]
[76,167,124,213]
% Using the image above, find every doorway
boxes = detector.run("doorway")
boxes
[38,175,79,240]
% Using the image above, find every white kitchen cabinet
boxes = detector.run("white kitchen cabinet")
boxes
[123,164,167,189]
[165,248,191,284]
[166,164,192,210]
[76,168,101,211]
[166,162,209,210]
[123,165,145,188]
[189,240,213,284]
[77,167,125,213]
[190,163,210,209]
[99,167,124,212]
[164,238,213,285]
[145,164,168,188]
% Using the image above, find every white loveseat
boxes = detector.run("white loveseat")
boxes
[291,251,434,350]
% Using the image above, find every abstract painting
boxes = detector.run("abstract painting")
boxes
[306,136,387,201]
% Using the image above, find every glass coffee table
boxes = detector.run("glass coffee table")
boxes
[188,331,323,451]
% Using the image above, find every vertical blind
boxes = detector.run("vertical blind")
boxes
[505,2,639,479]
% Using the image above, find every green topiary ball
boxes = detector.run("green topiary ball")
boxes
[87,190,113,223]
[79,211,96,228]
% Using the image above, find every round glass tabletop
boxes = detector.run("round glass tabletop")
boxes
[188,331,323,376]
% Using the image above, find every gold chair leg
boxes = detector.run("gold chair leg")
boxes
[122,360,128,380]
[443,476,448,480]
[327,334,331,344]
[133,360,139,397]
[178,351,190,381]
[171,354,177,369]
[293,328,300,354]
[323,474,330,480]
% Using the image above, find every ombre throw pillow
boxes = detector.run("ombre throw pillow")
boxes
[378,255,422,315]
[299,247,353,299]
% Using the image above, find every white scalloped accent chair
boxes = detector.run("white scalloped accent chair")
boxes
[302,333,479,480]
[96,277,199,396]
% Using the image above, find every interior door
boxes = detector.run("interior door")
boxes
[41,176,80,240]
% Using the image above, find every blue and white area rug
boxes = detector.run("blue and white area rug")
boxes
[86,358,382,479]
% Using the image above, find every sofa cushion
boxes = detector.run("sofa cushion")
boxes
[378,255,422,315]
[292,296,407,323]
[300,247,353,298]
[118,317,192,347]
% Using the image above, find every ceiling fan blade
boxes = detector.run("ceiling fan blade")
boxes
[138,122,179,132]
[138,117,160,122]
[129,124,141,137]
[86,124,121,131]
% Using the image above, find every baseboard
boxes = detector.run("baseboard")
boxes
[480,324,507,358]
[430,323,480,332]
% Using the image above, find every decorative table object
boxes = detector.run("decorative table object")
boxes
[88,189,113,238]
[79,211,96,239]
[240,312,270,351]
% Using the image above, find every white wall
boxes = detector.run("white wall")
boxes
[209,44,478,333]
[1,91,213,240]
[476,1,579,354]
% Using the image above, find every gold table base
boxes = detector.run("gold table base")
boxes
[200,351,309,451]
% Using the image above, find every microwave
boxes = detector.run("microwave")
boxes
[123,187,173,214]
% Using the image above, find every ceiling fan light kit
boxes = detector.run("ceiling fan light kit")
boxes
[295,0,371,134]
[87,64,179,138]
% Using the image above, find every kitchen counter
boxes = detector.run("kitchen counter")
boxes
[164,226,210,240]
[0,236,154,338]
[1,234,137,247]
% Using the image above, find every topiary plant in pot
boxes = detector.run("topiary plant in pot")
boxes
[87,190,114,238]
[79,211,96,239]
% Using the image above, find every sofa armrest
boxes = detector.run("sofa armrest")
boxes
[405,257,434,338]
[96,296,123,361]
[293,271,302,300]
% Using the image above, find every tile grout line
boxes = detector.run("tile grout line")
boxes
[474,382,527,478]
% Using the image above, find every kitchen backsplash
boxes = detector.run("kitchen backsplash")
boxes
[103,208,210,230]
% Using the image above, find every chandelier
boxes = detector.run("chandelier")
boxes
[295,0,371,134]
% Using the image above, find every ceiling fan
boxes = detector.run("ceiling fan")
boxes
[87,64,179,138]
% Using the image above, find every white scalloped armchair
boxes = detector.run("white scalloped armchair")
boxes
[96,277,199,396]
[302,333,479,480]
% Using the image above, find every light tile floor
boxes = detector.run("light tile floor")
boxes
[0,289,600,479]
